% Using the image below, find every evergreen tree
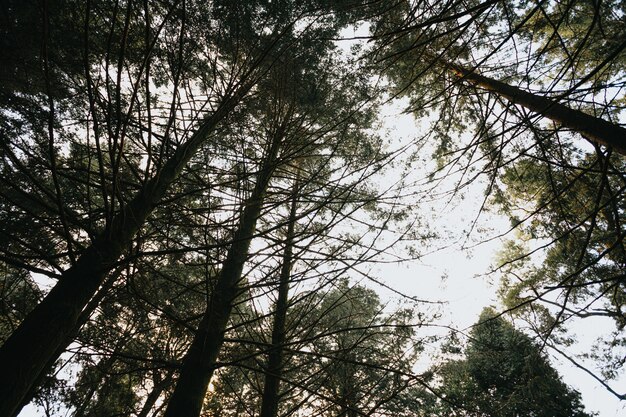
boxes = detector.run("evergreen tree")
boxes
[429,308,593,417]
[494,148,626,389]
[2,1,624,415]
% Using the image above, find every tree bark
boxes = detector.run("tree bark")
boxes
[17,268,121,413]
[162,124,285,417]
[0,89,248,417]
[446,61,626,155]
[259,178,299,417]
[137,370,174,417]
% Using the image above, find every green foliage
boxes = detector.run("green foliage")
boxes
[429,308,593,417]
[494,146,626,377]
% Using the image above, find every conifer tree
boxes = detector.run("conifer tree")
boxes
[428,309,592,417]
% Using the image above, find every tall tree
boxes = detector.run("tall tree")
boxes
[427,308,592,417]
[0,0,293,413]
[440,59,626,154]
[259,174,299,417]
[366,0,626,390]
[369,0,626,155]
[162,89,289,417]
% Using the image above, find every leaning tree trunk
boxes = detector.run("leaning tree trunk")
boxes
[0,88,249,417]
[17,267,122,412]
[444,60,626,155]
[162,124,285,417]
[137,370,175,417]
[259,177,299,417]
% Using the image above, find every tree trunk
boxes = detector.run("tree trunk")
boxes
[137,370,174,417]
[0,89,247,417]
[162,125,285,417]
[259,178,299,417]
[18,268,122,412]
[445,61,626,155]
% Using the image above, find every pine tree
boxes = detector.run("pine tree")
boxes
[429,308,593,417]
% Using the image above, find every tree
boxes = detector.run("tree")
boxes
[366,0,625,166]
[204,279,426,417]
[494,147,626,396]
[428,308,592,417]
[259,174,299,417]
[162,89,287,417]
[0,0,362,413]
[365,0,626,392]
[0,1,268,412]
[440,60,626,154]
[305,280,423,417]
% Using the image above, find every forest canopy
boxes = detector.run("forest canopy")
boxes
[0,0,624,416]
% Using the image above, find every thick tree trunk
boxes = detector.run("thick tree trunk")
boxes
[259,179,298,417]
[17,268,121,412]
[338,365,359,417]
[162,126,284,417]
[446,61,626,155]
[0,90,247,417]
